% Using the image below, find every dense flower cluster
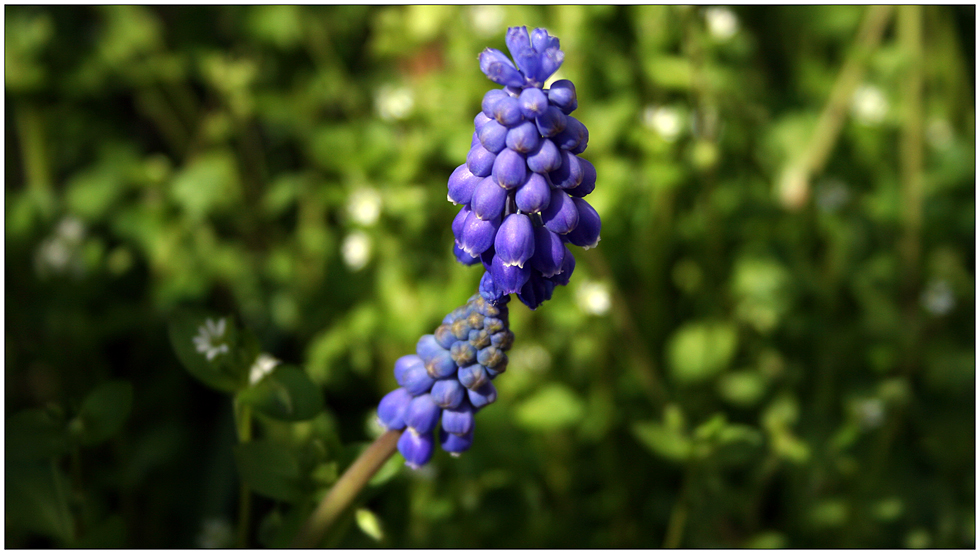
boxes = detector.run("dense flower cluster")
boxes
[448,26,600,310]
[377,295,514,468]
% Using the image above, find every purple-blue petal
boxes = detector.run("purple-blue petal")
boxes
[549,151,584,190]
[505,26,531,63]
[398,428,434,468]
[394,354,423,383]
[478,119,508,153]
[519,87,549,118]
[515,172,551,213]
[491,253,531,295]
[404,393,442,434]
[526,138,562,174]
[491,96,524,127]
[377,387,412,430]
[530,226,566,278]
[397,360,435,396]
[541,188,580,235]
[454,243,481,266]
[567,157,596,197]
[416,334,444,364]
[448,164,481,205]
[440,427,474,455]
[467,381,498,409]
[425,350,458,379]
[492,148,527,190]
[505,120,541,153]
[466,144,497,177]
[472,176,508,221]
[430,378,466,409]
[565,198,601,249]
[494,213,535,268]
[551,245,575,286]
[460,210,501,257]
[457,363,490,391]
[442,399,476,435]
[547,79,578,114]
[535,105,567,138]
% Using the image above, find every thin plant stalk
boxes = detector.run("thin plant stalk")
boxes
[235,402,253,548]
[291,430,402,548]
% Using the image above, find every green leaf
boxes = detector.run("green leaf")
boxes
[5,461,74,543]
[233,440,307,502]
[667,321,738,385]
[6,408,69,460]
[355,508,384,541]
[514,383,586,432]
[168,310,246,393]
[238,365,324,421]
[71,380,133,445]
[632,420,691,463]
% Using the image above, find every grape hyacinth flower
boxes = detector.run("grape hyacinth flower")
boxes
[377,295,513,468]
[447,26,600,310]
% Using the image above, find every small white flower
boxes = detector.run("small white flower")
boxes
[468,6,504,38]
[57,216,85,243]
[920,279,955,316]
[193,318,230,362]
[643,105,684,142]
[375,85,414,121]
[705,7,739,41]
[196,517,233,549]
[576,280,611,316]
[342,231,372,271]
[347,187,383,226]
[854,398,885,430]
[248,353,281,385]
[851,85,888,126]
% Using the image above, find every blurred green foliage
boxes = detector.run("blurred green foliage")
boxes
[5,5,975,548]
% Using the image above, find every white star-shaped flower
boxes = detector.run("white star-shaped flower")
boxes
[193,318,230,361]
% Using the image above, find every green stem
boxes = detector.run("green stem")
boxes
[898,4,924,292]
[663,463,695,548]
[14,100,55,218]
[291,430,402,548]
[235,402,253,548]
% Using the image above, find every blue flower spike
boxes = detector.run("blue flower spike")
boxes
[448,26,598,311]
[377,294,515,468]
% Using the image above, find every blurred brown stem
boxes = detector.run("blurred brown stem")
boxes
[782,5,893,209]
[291,430,402,548]
[898,4,924,290]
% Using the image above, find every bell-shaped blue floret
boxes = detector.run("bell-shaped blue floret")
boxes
[398,428,434,469]
[404,393,442,434]
[482,89,509,118]
[416,334,444,364]
[452,206,471,244]
[454,243,481,266]
[547,79,578,114]
[467,381,498,409]
[442,400,476,435]
[490,96,523,127]
[565,198,601,249]
[549,151,584,190]
[490,252,531,295]
[535,105,567,137]
[494,213,535,268]
[531,28,560,53]
[517,271,556,310]
[466,143,496,177]
[551,245,575,286]
[393,354,423,383]
[479,270,507,305]
[457,364,490,391]
[396,359,435,396]
[440,427,474,455]
[425,349,458,379]
[568,157,596,197]
[434,324,456,349]
[530,226,566,278]
[479,48,526,88]
[448,164,481,206]
[430,378,466,409]
[505,121,541,153]
[519,87,549,118]
[478,119,508,153]
[377,387,412,430]
[515,172,551,213]
[492,148,527,190]
[504,26,532,64]
[471,176,508,221]
[541,188,580,235]
[527,138,562,174]
[552,116,587,152]
[459,210,501,257]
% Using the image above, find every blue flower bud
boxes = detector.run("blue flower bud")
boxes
[474,111,491,130]
[425,350,458,379]
[567,157,596,197]
[479,270,508,305]
[439,427,474,455]
[450,341,477,366]
[397,360,435,396]
[457,363,490,390]
[491,253,532,295]
[565,198,601,249]
[527,138,562,174]
[541,188,580,235]
[450,318,472,340]
[552,115,587,152]
[398,428,434,469]
[547,79,578,114]
[477,345,507,369]
[479,48,526,88]
[505,121,541,153]
[530,226,566,278]
[536,48,564,85]
[471,131,480,149]
[482,89,509,118]
[468,328,491,349]
[494,213,535,268]
[483,316,505,334]
[466,144,496,177]
[404,393,442,434]
[492,148,527,190]
[531,28,560,55]
[452,205,471,243]
[515,172,551,213]
[478,119,508,154]
[416,334,444,363]
[448,164,482,206]
[377,387,412,430]
[491,96,524,127]
[454,243,481,266]
[466,311,485,329]
[518,271,556,310]
[471,176,508,221]
[459,210,500,257]
[434,324,456,349]
[467,381,498,409]
[504,26,532,65]
[551,245,575,286]
[570,124,589,155]
[519,87,549,118]
[394,354,424,383]
[431,378,466,409]
[549,151,583,190]
[535,105,567,137]
[490,329,515,350]
[442,399,476,435]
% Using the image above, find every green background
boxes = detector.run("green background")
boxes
[5,5,975,548]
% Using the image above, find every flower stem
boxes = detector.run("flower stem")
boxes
[291,430,403,548]
[234,402,253,548]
